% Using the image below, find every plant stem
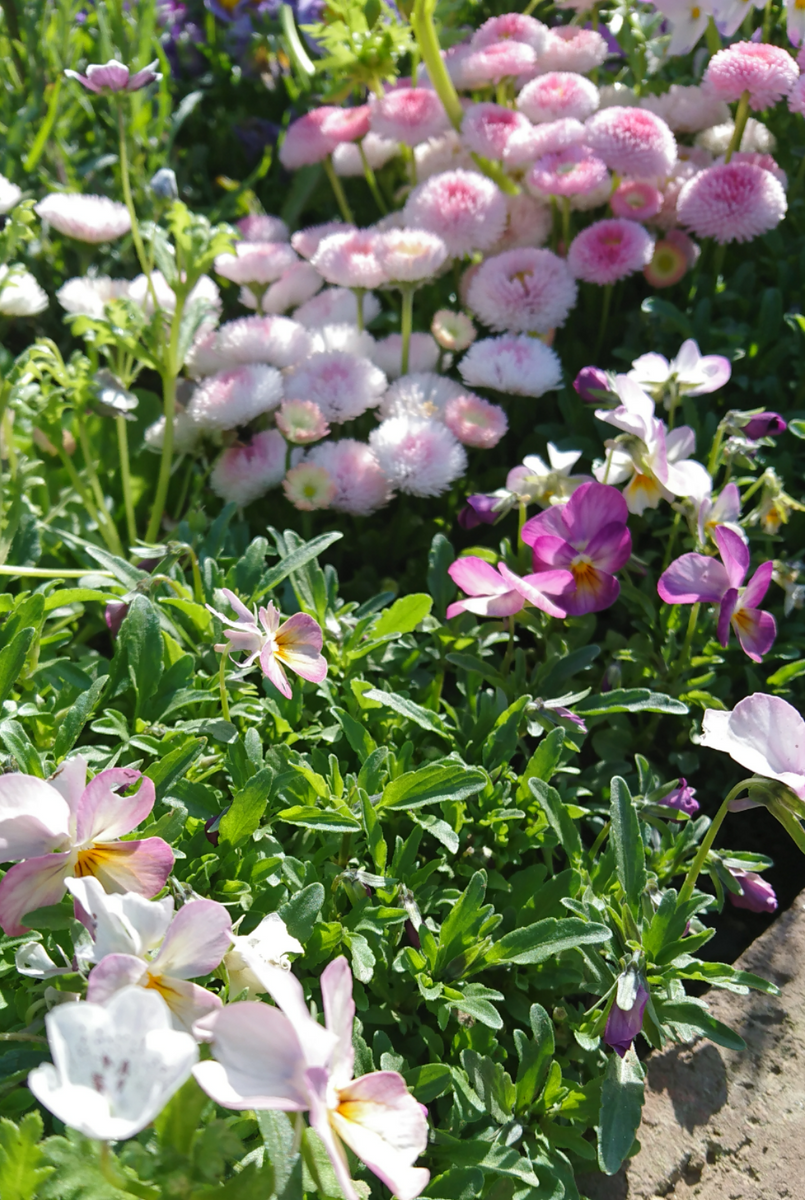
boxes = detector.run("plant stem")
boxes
[400,286,414,375]
[595,284,613,358]
[322,156,355,224]
[588,820,610,862]
[354,288,365,332]
[73,421,124,556]
[707,423,725,476]
[678,782,747,902]
[410,0,464,130]
[218,647,231,723]
[561,197,571,253]
[116,414,137,546]
[724,91,750,163]
[358,142,388,214]
[146,374,176,544]
[0,1031,47,1044]
[116,98,159,312]
[668,601,700,683]
[0,566,115,577]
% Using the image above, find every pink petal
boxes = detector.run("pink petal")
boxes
[584,521,632,573]
[306,1066,359,1200]
[258,603,281,637]
[527,534,575,570]
[560,481,629,547]
[151,899,232,979]
[332,1071,430,1200]
[75,769,155,845]
[500,563,573,618]
[741,560,773,609]
[521,506,566,547]
[275,613,328,684]
[148,976,223,1032]
[194,1002,310,1109]
[700,693,805,795]
[85,61,130,90]
[447,557,511,597]
[260,646,293,698]
[664,424,696,463]
[452,591,524,618]
[563,566,620,616]
[0,852,73,936]
[732,607,776,663]
[657,553,729,604]
[77,837,174,897]
[664,457,712,501]
[713,526,749,590]
[321,956,355,1091]
[48,756,88,821]
[256,964,337,1071]
[0,776,71,861]
[86,953,147,1003]
[221,588,257,624]
[717,588,738,647]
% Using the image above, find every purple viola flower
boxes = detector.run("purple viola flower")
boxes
[457,493,506,530]
[573,366,612,404]
[727,868,777,914]
[64,59,162,94]
[604,976,650,1058]
[658,778,700,818]
[742,412,787,440]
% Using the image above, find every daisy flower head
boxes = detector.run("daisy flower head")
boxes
[527,146,609,198]
[283,463,337,511]
[372,334,440,379]
[585,107,676,178]
[471,13,549,51]
[185,331,233,379]
[432,309,476,351]
[306,439,391,514]
[214,242,298,287]
[461,103,534,160]
[56,276,132,318]
[677,162,787,244]
[789,74,805,116]
[333,133,399,176]
[144,407,200,456]
[293,286,381,329]
[718,151,787,188]
[308,324,376,358]
[187,364,284,432]
[210,430,288,507]
[374,228,449,283]
[279,108,341,169]
[250,262,323,315]
[321,105,371,144]
[492,192,553,251]
[644,231,698,288]
[452,42,538,89]
[291,221,355,260]
[35,193,131,243]
[444,394,508,448]
[467,247,578,334]
[0,266,48,317]
[538,27,609,74]
[214,315,313,369]
[311,230,388,290]
[639,85,729,134]
[610,180,663,220]
[414,130,474,180]
[370,417,467,497]
[520,117,587,162]
[379,372,465,420]
[568,218,655,284]
[369,87,450,146]
[275,399,330,445]
[284,352,387,423]
[517,72,600,125]
[459,334,562,397]
[696,117,775,155]
[237,214,289,243]
[403,169,508,258]
[703,41,798,111]
[0,174,22,214]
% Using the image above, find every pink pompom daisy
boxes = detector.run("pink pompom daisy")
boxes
[432,309,476,350]
[372,333,440,379]
[283,462,337,511]
[527,146,609,198]
[306,439,391,513]
[187,364,284,432]
[518,117,587,162]
[370,417,467,496]
[291,221,354,260]
[492,192,553,251]
[459,334,562,397]
[275,399,330,444]
[471,13,549,51]
[293,286,381,328]
[374,228,448,282]
[369,87,449,146]
[252,261,323,314]
[639,85,729,135]
[461,103,534,161]
[717,150,787,188]
[35,193,131,243]
[379,372,465,420]
[311,230,388,289]
[214,242,298,286]
[444,394,508,448]
[610,180,663,220]
[676,161,787,244]
[414,130,474,179]
[284,351,387,423]
[467,247,578,333]
[789,74,805,116]
[215,315,313,369]
[210,430,287,506]
[452,42,537,88]
[703,41,798,111]
[517,72,599,124]
[585,107,676,178]
[538,26,608,74]
[279,108,340,169]
[237,214,289,243]
[403,169,508,257]
[567,218,654,285]
[57,275,132,317]
[321,105,371,143]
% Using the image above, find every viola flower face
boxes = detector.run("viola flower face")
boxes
[506,443,590,505]
[628,338,731,401]
[208,591,328,699]
[700,692,805,800]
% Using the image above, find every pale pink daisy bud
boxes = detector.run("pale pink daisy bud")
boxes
[379,371,464,419]
[276,399,330,445]
[35,193,131,243]
[214,315,312,369]
[568,218,654,285]
[459,334,562,397]
[703,41,798,111]
[369,87,450,146]
[472,13,549,51]
[283,463,337,510]
[537,27,609,74]
[639,85,729,134]
[321,105,371,144]
[64,58,161,93]
[293,286,381,328]
[237,214,289,243]
[291,221,355,259]
[611,180,663,220]
[585,107,677,178]
[57,276,132,318]
[492,192,552,252]
[518,117,587,162]
[528,146,609,198]
[214,242,298,286]
[414,130,474,180]
[518,72,599,124]
[789,75,805,115]
[372,334,440,379]
[311,230,388,289]
[370,417,467,496]
[374,228,448,283]
[285,352,386,423]
[0,174,21,215]
[279,108,341,169]
[644,232,697,288]
[187,364,284,432]
[332,133,399,176]
[404,169,508,257]
[210,430,288,506]
[677,161,787,244]
[461,103,533,160]
[247,262,323,314]
[444,394,508,448]
[432,309,476,351]
[453,42,538,89]
[467,247,577,334]
[308,324,376,357]
[306,438,391,513]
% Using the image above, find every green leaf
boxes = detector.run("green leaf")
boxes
[460,1050,515,1123]
[517,726,565,798]
[39,1131,158,1199]
[657,1001,746,1050]
[362,688,449,736]
[766,659,805,687]
[154,1076,207,1156]
[257,1111,297,1197]
[42,588,113,613]
[598,1048,645,1176]
[514,1003,555,1111]
[528,778,582,862]
[540,644,600,694]
[610,776,646,909]
[379,761,487,810]
[0,719,43,777]
[483,695,530,773]
[422,1167,484,1200]
[0,1112,52,1200]
[427,533,456,620]
[120,596,163,710]
[373,593,433,637]
[145,737,205,802]
[445,993,503,1029]
[262,532,342,593]
[279,882,325,942]
[0,627,34,707]
[54,677,108,760]
[575,689,688,716]
[489,917,611,966]
[404,1063,453,1103]
[220,766,275,847]
[276,805,360,832]
[332,707,376,760]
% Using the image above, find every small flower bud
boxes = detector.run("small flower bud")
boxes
[150,167,178,200]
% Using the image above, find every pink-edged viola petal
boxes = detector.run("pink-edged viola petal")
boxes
[527,533,575,570]
[75,769,155,845]
[48,756,88,823]
[259,645,293,699]
[740,560,774,609]
[150,899,232,980]
[500,563,574,618]
[658,552,730,604]
[305,1066,360,1200]
[583,520,632,573]
[0,775,71,862]
[86,953,147,1003]
[452,590,524,618]
[320,956,356,1091]
[194,1002,310,1110]
[274,613,328,684]
[700,693,805,797]
[147,976,223,1033]
[332,1071,430,1200]
[256,962,338,1070]
[447,556,513,597]
[0,852,75,937]
[732,607,776,663]
[713,525,749,590]
[77,837,174,897]
[717,587,738,647]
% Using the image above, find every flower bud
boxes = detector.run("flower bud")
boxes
[457,493,504,530]
[604,975,649,1058]
[573,366,613,404]
[727,868,777,914]
[104,600,129,638]
[657,778,700,819]
[150,167,178,201]
[742,412,787,440]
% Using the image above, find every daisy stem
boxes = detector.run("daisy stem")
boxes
[561,197,571,253]
[594,284,613,358]
[354,287,365,332]
[116,98,159,313]
[410,0,464,130]
[679,781,748,903]
[724,91,750,164]
[358,142,388,215]
[323,156,355,224]
[146,307,182,544]
[116,414,137,546]
[400,286,414,375]
[219,647,231,724]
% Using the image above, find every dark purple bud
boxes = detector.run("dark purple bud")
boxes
[136,557,161,573]
[458,494,501,530]
[600,662,622,693]
[550,706,588,734]
[728,868,777,914]
[573,366,612,404]
[658,778,700,819]
[104,600,129,638]
[205,811,225,847]
[405,919,421,949]
[604,978,650,1058]
[742,412,787,440]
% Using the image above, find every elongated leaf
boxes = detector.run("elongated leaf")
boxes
[575,689,688,716]
[279,882,325,942]
[517,727,565,800]
[514,1002,555,1111]
[528,778,582,861]
[145,737,205,802]
[220,766,275,847]
[540,645,600,693]
[43,588,113,613]
[374,593,433,637]
[0,627,34,707]
[363,688,449,736]
[53,677,108,760]
[598,1048,645,1175]
[262,532,342,593]
[0,719,43,777]
[658,1001,746,1050]
[332,707,376,760]
[121,596,163,709]
[489,917,611,966]
[276,805,360,832]
[379,761,487,810]
[610,776,646,909]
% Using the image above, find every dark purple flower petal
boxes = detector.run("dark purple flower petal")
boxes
[742,412,787,440]
[604,979,649,1058]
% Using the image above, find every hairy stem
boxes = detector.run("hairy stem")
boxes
[724,91,750,164]
[116,414,137,546]
[359,142,388,215]
[218,647,231,723]
[116,98,158,312]
[400,286,414,375]
[323,156,355,224]
[679,782,748,902]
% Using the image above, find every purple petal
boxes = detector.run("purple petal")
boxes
[713,525,749,590]
[528,534,575,570]
[560,482,629,548]
[727,869,777,913]
[563,566,620,616]
[717,589,738,647]
[741,560,773,609]
[126,61,162,90]
[604,981,649,1058]
[503,565,574,618]
[657,553,729,604]
[733,607,776,663]
[743,412,786,439]
[85,61,131,91]
[584,521,632,573]
[448,557,510,598]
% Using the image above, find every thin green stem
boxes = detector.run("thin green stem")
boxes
[76,415,123,556]
[724,91,750,163]
[218,647,231,723]
[594,284,613,358]
[116,415,137,546]
[679,783,747,902]
[410,0,464,130]
[707,424,726,476]
[354,288,365,332]
[0,1031,47,1044]
[358,142,388,215]
[0,565,115,578]
[668,601,700,683]
[560,197,571,253]
[322,157,355,224]
[146,374,176,544]
[587,820,610,862]
[400,286,414,375]
[116,99,159,312]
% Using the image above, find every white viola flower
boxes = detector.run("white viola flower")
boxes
[372,334,440,380]
[57,276,132,318]
[653,0,713,55]
[66,876,174,963]
[28,987,198,1141]
[697,481,745,547]
[370,416,467,497]
[628,338,731,403]
[294,286,381,329]
[0,265,48,317]
[35,193,131,243]
[15,943,73,979]
[0,174,22,214]
[506,443,591,505]
[225,913,303,1000]
[701,693,805,800]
